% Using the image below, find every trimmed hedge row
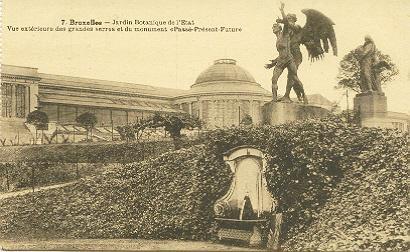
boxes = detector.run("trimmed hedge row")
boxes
[0,115,407,250]
[0,145,232,239]
[0,140,174,163]
[0,140,175,192]
[0,163,119,191]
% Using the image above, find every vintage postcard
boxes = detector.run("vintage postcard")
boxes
[0,0,409,251]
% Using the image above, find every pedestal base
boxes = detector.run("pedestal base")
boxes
[353,93,388,128]
[262,101,329,125]
[353,93,387,118]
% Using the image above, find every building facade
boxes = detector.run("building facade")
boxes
[1,59,275,143]
[4,58,404,145]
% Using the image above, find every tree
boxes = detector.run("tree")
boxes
[240,114,253,126]
[116,125,135,142]
[336,49,398,93]
[26,110,49,144]
[76,112,97,141]
[116,118,155,142]
[150,112,202,149]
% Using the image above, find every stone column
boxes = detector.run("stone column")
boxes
[198,100,203,120]
[254,100,261,124]
[25,85,30,116]
[249,100,254,120]
[221,100,226,127]
[11,84,16,117]
[188,102,193,115]
[29,83,39,112]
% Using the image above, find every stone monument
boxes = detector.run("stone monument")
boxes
[353,36,389,127]
[263,2,336,125]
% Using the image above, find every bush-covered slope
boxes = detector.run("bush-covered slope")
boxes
[0,145,231,239]
[0,116,407,251]
[282,131,409,251]
[201,117,408,250]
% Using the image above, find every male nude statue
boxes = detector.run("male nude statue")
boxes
[265,2,307,103]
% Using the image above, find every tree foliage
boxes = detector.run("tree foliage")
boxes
[336,49,399,92]
[150,113,202,149]
[76,112,97,141]
[116,113,201,147]
[26,110,49,130]
[76,112,97,130]
[116,118,156,142]
[240,114,253,126]
[26,110,49,144]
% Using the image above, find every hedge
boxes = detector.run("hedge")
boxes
[0,140,174,163]
[200,116,408,250]
[0,115,407,251]
[0,140,175,192]
[0,163,119,192]
[0,145,232,239]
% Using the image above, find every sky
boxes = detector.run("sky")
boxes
[2,0,410,113]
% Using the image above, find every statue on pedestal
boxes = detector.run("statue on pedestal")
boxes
[355,36,389,95]
[265,2,337,104]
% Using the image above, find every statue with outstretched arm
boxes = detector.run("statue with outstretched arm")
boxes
[265,2,338,104]
[265,2,307,103]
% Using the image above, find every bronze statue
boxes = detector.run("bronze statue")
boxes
[265,2,338,103]
[355,36,388,94]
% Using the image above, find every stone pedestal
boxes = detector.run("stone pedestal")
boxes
[353,93,388,128]
[262,101,329,125]
[353,93,387,118]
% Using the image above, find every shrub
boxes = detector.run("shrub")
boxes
[26,110,49,144]
[0,162,120,191]
[0,115,407,251]
[0,140,173,164]
[0,145,232,240]
[76,112,98,141]
[240,114,253,125]
[0,141,174,191]
[201,116,408,249]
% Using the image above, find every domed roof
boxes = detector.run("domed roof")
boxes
[193,59,256,86]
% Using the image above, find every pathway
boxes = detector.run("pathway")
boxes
[0,239,264,251]
[0,181,76,201]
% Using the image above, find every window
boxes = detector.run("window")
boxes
[15,85,26,118]
[112,110,127,126]
[59,105,77,123]
[40,104,58,122]
[1,83,13,117]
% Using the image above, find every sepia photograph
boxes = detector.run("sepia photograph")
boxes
[0,0,409,251]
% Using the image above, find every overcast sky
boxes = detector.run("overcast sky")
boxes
[2,0,409,113]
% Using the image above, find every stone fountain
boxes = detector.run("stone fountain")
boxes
[214,145,275,247]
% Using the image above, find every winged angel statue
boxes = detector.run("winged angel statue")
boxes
[265,2,337,103]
